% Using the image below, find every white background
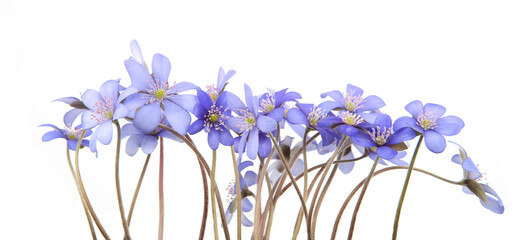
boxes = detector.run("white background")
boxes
[1,0,520,239]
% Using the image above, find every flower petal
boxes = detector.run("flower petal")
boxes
[424,103,446,118]
[346,84,364,96]
[358,95,385,112]
[188,119,205,135]
[219,130,234,147]
[376,146,398,160]
[130,39,144,64]
[113,105,128,120]
[81,89,103,110]
[405,100,423,119]
[374,114,392,129]
[338,162,355,174]
[174,81,201,92]
[196,90,213,110]
[227,92,247,114]
[246,128,259,160]
[242,198,254,212]
[81,111,101,129]
[173,94,198,113]
[387,127,417,145]
[96,121,113,145]
[134,103,162,133]
[244,170,257,187]
[124,57,153,92]
[244,84,256,113]
[163,101,191,136]
[351,132,377,148]
[208,130,220,150]
[140,135,158,154]
[257,133,272,159]
[435,116,464,136]
[64,109,84,126]
[286,108,309,126]
[99,80,119,106]
[53,96,80,105]
[424,130,446,153]
[126,135,142,156]
[42,130,65,142]
[152,53,171,85]
[320,90,344,104]
[257,115,277,133]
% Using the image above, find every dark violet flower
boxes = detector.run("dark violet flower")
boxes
[450,142,504,214]
[80,79,128,152]
[286,102,340,147]
[121,116,181,156]
[227,84,278,160]
[206,67,235,102]
[351,114,416,160]
[124,52,199,135]
[320,84,385,123]
[258,88,301,122]
[40,124,91,150]
[394,100,465,153]
[225,160,257,227]
[188,90,234,150]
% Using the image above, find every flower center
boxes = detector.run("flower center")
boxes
[65,125,83,140]
[237,108,256,133]
[91,97,114,122]
[340,111,364,126]
[283,102,295,118]
[206,84,219,102]
[308,106,326,127]
[204,105,227,131]
[225,180,237,204]
[155,89,165,99]
[416,109,438,130]
[146,79,177,104]
[369,126,392,146]
[260,94,275,114]
[343,91,365,112]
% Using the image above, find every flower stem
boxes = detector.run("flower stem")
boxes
[158,137,165,240]
[347,155,381,240]
[392,135,424,240]
[66,146,97,239]
[114,121,131,240]
[230,146,242,240]
[127,154,151,226]
[74,130,111,239]
[198,153,209,240]
[210,150,220,240]
[311,163,339,235]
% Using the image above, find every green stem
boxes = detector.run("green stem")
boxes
[127,154,151,226]
[66,146,97,240]
[211,150,219,240]
[114,121,131,239]
[347,155,381,240]
[158,137,165,240]
[392,135,424,240]
[230,146,242,240]
[74,130,111,239]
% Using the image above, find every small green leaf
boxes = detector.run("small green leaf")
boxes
[464,179,487,204]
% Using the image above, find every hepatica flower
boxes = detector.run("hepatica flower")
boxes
[394,100,465,153]
[321,84,385,123]
[188,90,234,150]
[207,67,235,102]
[318,110,372,136]
[40,124,91,150]
[286,102,339,147]
[124,53,199,135]
[352,114,416,160]
[450,142,504,214]
[121,116,181,156]
[81,79,128,152]
[227,84,277,160]
[225,160,257,227]
[258,88,301,122]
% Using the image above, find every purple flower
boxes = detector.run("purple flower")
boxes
[40,124,91,150]
[53,96,88,127]
[450,142,504,214]
[80,79,129,152]
[318,110,372,137]
[351,114,416,160]
[225,160,257,227]
[320,84,385,123]
[226,84,278,160]
[394,100,465,153]
[121,116,181,156]
[124,52,199,135]
[188,90,234,150]
[206,67,235,102]
[286,102,340,147]
[258,88,301,122]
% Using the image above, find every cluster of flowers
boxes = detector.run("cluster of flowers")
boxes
[41,40,503,239]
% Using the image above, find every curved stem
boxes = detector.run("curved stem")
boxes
[253,156,272,240]
[127,154,151,226]
[210,150,219,240]
[74,130,111,239]
[198,153,209,240]
[66,146,97,240]
[158,137,165,240]
[310,163,339,236]
[392,135,423,240]
[347,156,381,240]
[230,146,242,240]
[114,121,131,240]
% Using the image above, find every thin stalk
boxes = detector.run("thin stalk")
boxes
[267,132,310,239]
[253,156,271,240]
[230,146,242,240]
[347,155,381,240]
[331,163,461,239]
[127,154,151,226]
[74,130,111,239]
[392,135,424,240]
[66,146,97,240]
[310,163,339,236]
[210,150,219,240]
[158,137,165,240]
[114,121,131,239]
[198,154,209,240]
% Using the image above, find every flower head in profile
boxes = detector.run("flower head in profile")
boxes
[450,142,504,214]
[40,123,91,150]
[258,88,301,122]
[351,114,416,160]
[188,90,234,150]
[80,79,128,152]
[207,67,235,102]
[320,84,385,123]
[226,84,277,160]
[318,110,371,137]
[124,44,199,136]
[121,115,181,156]
[394,100,465,153]
[286,102,340,147]
[225,160,257,227]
